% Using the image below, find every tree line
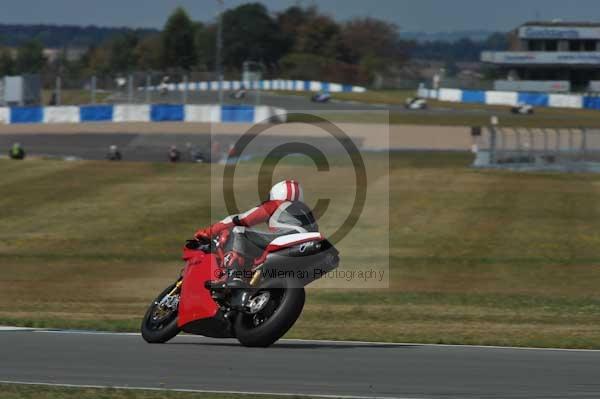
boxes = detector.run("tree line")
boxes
[0,4,508,86]
[409,33,509,63]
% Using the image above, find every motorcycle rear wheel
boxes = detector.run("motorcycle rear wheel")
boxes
[234,279,305,347]
[141,281,181,344]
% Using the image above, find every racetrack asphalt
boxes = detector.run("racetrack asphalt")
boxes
[1,329,599,398]
[0,132,363,162]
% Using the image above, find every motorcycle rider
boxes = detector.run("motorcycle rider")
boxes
[168,145,181,163]
[8,142,25,160]
[106,145,122,161]
[195,180,318,289]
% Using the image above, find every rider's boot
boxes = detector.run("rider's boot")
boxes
[204,251,251,292]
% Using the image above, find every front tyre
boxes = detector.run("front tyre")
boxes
[234,279,305,347]
[141,281,181,344]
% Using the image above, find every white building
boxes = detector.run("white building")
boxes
[481,21,600,91]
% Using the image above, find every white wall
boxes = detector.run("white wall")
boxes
[548,94,583,109]
[485,91,519,106]
[184,105,221,123]
[43,106,80,123]
[113,105,150,122]
[438,88,462,102]
[0,107,9,124]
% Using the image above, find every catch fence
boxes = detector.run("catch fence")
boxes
[473,126,600,172]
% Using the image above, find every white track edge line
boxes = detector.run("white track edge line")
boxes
[2,327,598,352]
[0,380,415,399]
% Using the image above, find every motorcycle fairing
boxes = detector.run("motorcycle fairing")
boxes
[256,234,340,287]
[254,232,323,265]
[177,249,221,328]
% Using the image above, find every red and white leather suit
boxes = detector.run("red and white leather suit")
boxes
[194,180,314,267]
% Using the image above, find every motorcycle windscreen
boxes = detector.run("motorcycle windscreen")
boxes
[177,252,220,327]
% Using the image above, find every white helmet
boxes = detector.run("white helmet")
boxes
[269,180,303,202]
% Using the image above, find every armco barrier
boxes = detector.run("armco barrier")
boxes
[548,94,583,109]
[438,88,462,102]
[461,90,486,104]
[220,105,254,123]
[44,106,80,123]
[150,104,184,122]
[10,106,43,124]
[584,96,600,110]
[80,105,113,122]
[113,104,151,122]
[0,104,286,125]
[184,105,220,123]
[144,79,366,93]
[485,91,518,106]
[0,107,8,124]
[518,93,549,107]
[420,87,600,112]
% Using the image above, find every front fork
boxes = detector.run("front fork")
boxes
[250,270,262,287]
[160,279,182,308]
[168,279,183,295]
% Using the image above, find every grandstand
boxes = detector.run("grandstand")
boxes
[482,21,600,92]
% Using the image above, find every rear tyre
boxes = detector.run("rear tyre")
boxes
[234,279,305,348]
[141,282,181,344]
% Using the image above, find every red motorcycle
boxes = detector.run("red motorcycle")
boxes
[141,231,339,347]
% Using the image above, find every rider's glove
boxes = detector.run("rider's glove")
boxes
[194,228,212,241]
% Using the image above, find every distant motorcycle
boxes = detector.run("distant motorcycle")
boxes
[511,104,534,115]
[141,230,339,347]
[311,92,331,103]
[168,147,181,163]
[405,97,428,110]
[229,89,247,100]
[158,76,170,97]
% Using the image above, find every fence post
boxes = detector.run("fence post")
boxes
[145,73,151,104]
[91,76,97,104]
[489,126,497,165]
[182,75,188,104]
[568,129,574,154]
[581,127,587,162]
[127,74,133,104]
[55,76,61,106]
[255,80,261,106]
[515,128,522,160]
[527,128,534,160]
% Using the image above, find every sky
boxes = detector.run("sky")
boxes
[4,0,600,33]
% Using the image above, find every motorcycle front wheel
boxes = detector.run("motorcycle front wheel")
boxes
[234,279,305,347]
[141,281,181,343]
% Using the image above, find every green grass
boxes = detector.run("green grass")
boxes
[0,384,300,399]
[41,89,112,106]
[2,153,600,348]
